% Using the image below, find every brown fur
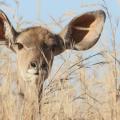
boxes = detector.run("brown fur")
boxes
[0,10,106,114]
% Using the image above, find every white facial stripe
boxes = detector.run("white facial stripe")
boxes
[27,68,38,74]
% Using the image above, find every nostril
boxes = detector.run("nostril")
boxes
[30,62,37,68]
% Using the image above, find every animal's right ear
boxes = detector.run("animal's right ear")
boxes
[0,10,17,50]
[52,10,105,56]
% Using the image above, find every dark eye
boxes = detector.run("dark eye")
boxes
[16,43,24,50]
[30,61,37,68]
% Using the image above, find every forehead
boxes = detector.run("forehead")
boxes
[16,27,54,48]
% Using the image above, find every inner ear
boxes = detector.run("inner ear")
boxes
[0,10,17,49]
[70,14,95,43]
[0,13,5,40]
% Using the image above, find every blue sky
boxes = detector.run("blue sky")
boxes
[1,0,120,25]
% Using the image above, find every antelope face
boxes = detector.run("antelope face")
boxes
[0,10,106,83]
[15,27,56,82]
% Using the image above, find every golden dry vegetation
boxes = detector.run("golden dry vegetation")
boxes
[0,0,120,120]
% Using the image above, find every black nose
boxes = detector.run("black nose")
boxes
[30,61,37,68]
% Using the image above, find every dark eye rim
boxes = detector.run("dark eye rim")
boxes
[30,61,37,68]
[15,42,24,50]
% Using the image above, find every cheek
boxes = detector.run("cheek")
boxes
[16,52,31,79]
[17,57,27,72]
[17,59,27,81]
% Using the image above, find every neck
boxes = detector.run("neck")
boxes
[17,74,44,119]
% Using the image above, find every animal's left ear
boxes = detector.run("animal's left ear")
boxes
[53,10,106,55]
[0,10,17,49]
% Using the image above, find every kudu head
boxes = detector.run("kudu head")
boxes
[0,10,105,84]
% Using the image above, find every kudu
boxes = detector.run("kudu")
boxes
[0,10,105,116]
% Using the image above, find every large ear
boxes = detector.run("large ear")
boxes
[53,10,106,55]
[0,10,17,49]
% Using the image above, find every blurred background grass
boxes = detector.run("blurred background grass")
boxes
[0,0,120,120]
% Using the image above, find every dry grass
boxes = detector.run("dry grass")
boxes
[0,0,120,120]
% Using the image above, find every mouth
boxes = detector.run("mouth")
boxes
[34,72,39,75]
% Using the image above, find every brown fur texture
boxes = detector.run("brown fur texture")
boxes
[0,10,106,115]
